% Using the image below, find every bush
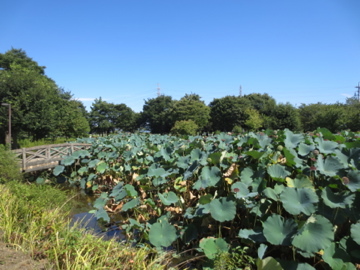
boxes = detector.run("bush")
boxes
[0,145,22,183]
[232,125,243,134]
[171,120,198,136]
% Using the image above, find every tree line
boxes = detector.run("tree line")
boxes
[1,48,359,147]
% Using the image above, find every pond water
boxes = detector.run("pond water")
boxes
[69,192,126,241]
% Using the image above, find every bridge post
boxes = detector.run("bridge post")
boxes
[22,148,26,172]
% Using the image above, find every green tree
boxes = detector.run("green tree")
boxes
[271,103,301,131]
[171,120,198,136]
[244,108,263,131]
[242,93,277,129]
[113,103,137,132]
[209,96,250,132]
[0,48,89,146]
[172,94,210,131]
[140,95,175,133]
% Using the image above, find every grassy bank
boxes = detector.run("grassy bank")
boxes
[0,181,173,269]
[0,146,173,269]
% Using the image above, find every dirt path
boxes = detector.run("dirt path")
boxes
[0,241,50,270]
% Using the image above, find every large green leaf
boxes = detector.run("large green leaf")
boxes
[61,155,76,166]
[263,214,297,246]
[158,191,179,206]
[292,215,334,254]
[199,237,229,259]
[284,129,304,149]
[238,228,266,243]
[316,155,344,177]
[321,187,355,209]
[122,198,140,212]
[322,242,354,270]
[96,161,108,173]
[346,171,360,192]
[209,197,236,222]
[286,175,314,189]
[350,223,360,245]
[88,159,100,168]
[298,143,315,156]
[193,166,221,190]
[267,164,290,181]
[53,165,64,176]
[315,137,338,154]
[232,182,257,199]
[149,220,177,248]
[257,257,283,270]
[280,187,318,215]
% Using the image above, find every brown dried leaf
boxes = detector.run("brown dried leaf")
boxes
[223,163,236,177]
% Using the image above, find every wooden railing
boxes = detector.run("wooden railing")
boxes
[12,143,92,172]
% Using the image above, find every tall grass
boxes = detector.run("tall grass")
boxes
[0,182,173,269]
[17,137,78,148]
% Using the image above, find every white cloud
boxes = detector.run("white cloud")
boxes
[341,93,352,98]
[75,98,96,101]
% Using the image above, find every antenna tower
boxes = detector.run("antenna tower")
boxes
[355,82,360,102]
[157,83,161,97]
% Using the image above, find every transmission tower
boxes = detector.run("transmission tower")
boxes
[157,83,161,97]
[355,82,360,102]
[239,85,242,97]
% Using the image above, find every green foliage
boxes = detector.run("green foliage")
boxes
[0,145,22,182]
[0,48,90,145]
[52,130,360,268]
[171,120,198,136]
[172,94,210,131]
[244,107,263,131]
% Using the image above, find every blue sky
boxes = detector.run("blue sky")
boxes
[1,0,359,112]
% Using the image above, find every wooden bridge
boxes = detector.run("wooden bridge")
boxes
[12,143,92,172]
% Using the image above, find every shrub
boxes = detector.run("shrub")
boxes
[0,145,22,183]
[171,120,198,136]
[232,125,243,134]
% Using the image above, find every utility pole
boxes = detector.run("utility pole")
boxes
[1,103,11,149]
[157,83,161,97]
[355,82,360,102]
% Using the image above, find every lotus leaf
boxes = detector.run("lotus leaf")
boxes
[322,242,354,270]
[209,197,236,222]
[238,227,266,243]
[346,171,360,192]
[72,149,90,159]
[232,182,251,199]
[263,214,297,245]
[94,208,110,222]
[124,184,138,197]
[122,198,140,212]
[147,164,168,177]
[350,223,360,245]
[267,164,291,181]
[158,191,179,205]
[96,162,108,173]
[199,237,229,259]
[62,156,76,166]
[149,220,177,247]
[316,155,344,177]
[199,194,212,205]
[193,166,221,190]
[315,137,338,154]
[292,215,334,254]
[53,165,64,176]
[286,175,314,189]
[88,159,100,168]
[257,244,268,259]
[321,187,355,209]
[284,129,304,149]
[280,187,318,215]
[244,150,264,159]
[77,166,88,176]
[298,143,315,156]
[256,257,283,270]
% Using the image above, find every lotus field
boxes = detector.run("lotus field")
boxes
[49,128,360,269]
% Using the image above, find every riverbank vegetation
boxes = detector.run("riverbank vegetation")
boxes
[0,148,175,269]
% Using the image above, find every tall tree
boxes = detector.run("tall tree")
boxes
[0,48,89,146]
[242,93,277,129]
[209,96,251,132]
[140,95,175,133]
[172,94,210,132]
[271,103,301,131]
